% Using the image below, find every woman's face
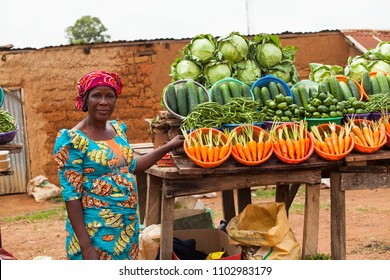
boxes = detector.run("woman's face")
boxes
[86,86,117,121]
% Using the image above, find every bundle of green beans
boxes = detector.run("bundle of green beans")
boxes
[180,97,265,130]
[365,93,390,113]
[0,109,17,133]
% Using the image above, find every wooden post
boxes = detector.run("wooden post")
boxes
[143,174,162,226]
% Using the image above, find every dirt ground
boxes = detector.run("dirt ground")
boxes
[1,186,390,260]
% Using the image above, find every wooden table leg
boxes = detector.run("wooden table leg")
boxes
[301,183,320,259]
[276,184,289,215]
[330,172,346,260]
[237,188,252,214]
[160,183,175,260]
[222,190,236,223]
[143,174,162,226]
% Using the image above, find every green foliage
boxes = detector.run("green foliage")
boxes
[65,15,111,44]
[305,253,332,260]
[0,207,66,223]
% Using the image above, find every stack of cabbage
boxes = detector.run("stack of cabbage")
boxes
[310,41,390,83]
[170,32,299,88]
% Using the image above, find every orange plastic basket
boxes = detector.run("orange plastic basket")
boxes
[230,125,273,166]
[351,119,386,154]
[184,128,232,168]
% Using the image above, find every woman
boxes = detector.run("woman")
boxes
[53,70,184,260]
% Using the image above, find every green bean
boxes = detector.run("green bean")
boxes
[0,109,17,132]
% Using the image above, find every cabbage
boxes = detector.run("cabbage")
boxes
[309,63,343,82]
[204,60,232,86]
[267,60,299,86]
[255,43,282,69]
[217,32,249,63]
[184,34,216,64]
[344,62,367,83]
[369,42,390,62]
[169,57,202,81]
[368,60,390,75]
[233,59,261,83]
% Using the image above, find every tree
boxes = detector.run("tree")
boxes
[65,15,111,44]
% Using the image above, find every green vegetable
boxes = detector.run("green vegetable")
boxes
[339,81,353,101]
[0,110,17,132]
[217,32,249,63]
[197,87,208,104]
[370,76,381,95]
[204,60,232,87]
[165,84,178,113]
[186,80,199,113]
[268,82,279,99]
[228,82,242,98]
[233,59,261,83]
[220,83,231,104]
[169,58,202,82]
[298,86,309,108]
[184,34,216,63]
[276,82,287,96]
[318,82,328,94]
[376,72,390,93]
[291,88,302,107]
[362,70,372,95]
[346,78,361,100]
[329,76,343,101]
[212,85,224,105]
[240,84,253,98]
[252,86,261,102]
[176,84,188,116]
[260,86,271,105]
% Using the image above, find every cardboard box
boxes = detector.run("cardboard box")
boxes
[172,228,241,260]
[173,197,214,230]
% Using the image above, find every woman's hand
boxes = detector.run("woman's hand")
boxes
[165,135,185,150]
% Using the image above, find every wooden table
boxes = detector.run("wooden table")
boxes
[330,149,390,260]
[143,153,341,260]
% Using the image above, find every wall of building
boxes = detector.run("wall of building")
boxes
[0,31,360,185]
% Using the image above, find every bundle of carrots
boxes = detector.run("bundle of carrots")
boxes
[182,128,233,162]
[230,125,272,162]
[271,121,311,160]
[311,123,353,155]
[348,119,386,148]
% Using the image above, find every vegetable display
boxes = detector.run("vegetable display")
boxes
[0,109,17,133]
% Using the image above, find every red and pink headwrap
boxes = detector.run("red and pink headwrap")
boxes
[74,70,123,111]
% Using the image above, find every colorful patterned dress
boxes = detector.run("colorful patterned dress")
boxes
[53,120,139,260]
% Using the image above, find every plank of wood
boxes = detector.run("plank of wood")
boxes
[162,170,322,198]
[302,183,320,258]
[0,143,23,154]
[330,172,346,260]
[222,190,236,223]
[143,175,162,226]
[345,149,390,162]
[338,166,388,173]
[237,188,252,215]
[339,172,390,190]
[160,194,175,260]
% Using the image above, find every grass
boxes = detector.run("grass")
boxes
[0,205,67,223]
[305,253,332,260]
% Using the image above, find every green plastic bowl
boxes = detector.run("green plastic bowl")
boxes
[306,117,343,130]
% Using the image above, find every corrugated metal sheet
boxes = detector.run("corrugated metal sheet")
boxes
[342,29,390,52]
[0,89,27,195]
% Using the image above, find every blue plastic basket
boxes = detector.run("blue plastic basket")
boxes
[250,75,293,101]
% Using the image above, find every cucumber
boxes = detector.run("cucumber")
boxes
[362,70,371,96]
[370,76,381,95]
[276,82,287,96]
[268,82,279,99]
[318,82,328,94]
[165,84,178,113]
[291,87,302,107]
[253,86,261,100]
[220,83,231,104]
[329,76,343,101]
[212,85,224,105]
[386,75,390,89]
[346,78,360,100]
[298,86,309,108]
[376,72,390,93]
[197,87,208,104]
[260,86,271,105]
[309,87,318,98]
[176,84,188,116]
[323,77,331,93]
[228,82,242,98]
[240,84,252,98]
[339,81,353,101]
[186,80,199,113]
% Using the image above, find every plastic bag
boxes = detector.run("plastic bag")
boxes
[227,202,301,260]
[27,175,62,202]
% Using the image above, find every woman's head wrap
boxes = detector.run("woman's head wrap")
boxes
[75,70,123,111]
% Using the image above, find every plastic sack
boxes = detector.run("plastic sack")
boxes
[227,202,301,260]
[27,175,62,202]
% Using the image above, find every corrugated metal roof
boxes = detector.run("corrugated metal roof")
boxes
[341,29,390,53]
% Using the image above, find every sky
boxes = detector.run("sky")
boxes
[0,0,388,49]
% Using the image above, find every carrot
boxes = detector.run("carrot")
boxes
[194,142,202,161]
[263,139,272,159]
[379,123,386,145]
[257,130,265,160]
[219,130,235,160]
[181,127,195,158]
[362,125,374,147]
[235,142,246,160]
[338,129,345,154]
[242,125,257,161]
[291,124,301,159]
[232,145,238,156]
[386,123,390,135]
[283,124,295,159]
[329,123,340,155]
[352,124,368,146]
[304,137,310,156]
[299,122,306,158]
[372,127,380,146]
[240,135,253,161]
[206,129,214,162]
[344,122,352,152]
[278,129,288,158]
[213,134,221,161]
[323,131,335,155]
[273,140,282,155]
[353,134,363,145]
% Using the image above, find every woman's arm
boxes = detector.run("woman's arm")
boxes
[134,135,184,174]
[65,200,99,260]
